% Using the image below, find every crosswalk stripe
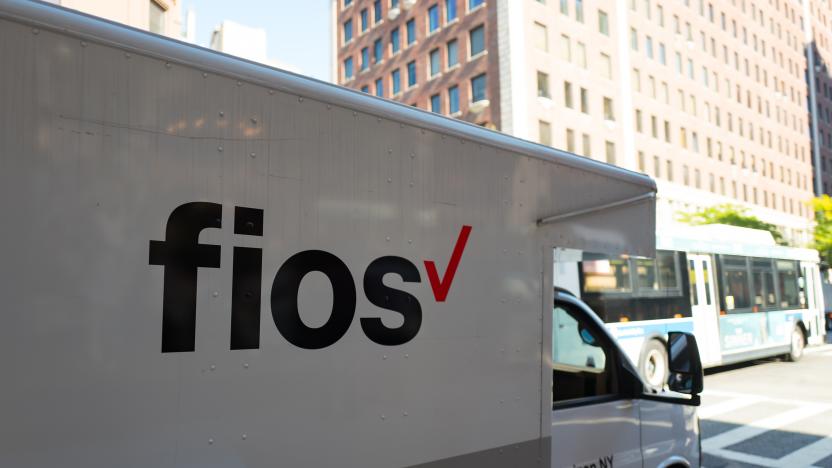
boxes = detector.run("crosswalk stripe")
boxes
[698,396,765,420]
[777,431,832,467]
[701,389,830,407]
[702,404,832,451]
[703,447,787,468]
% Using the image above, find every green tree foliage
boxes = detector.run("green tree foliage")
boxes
[677,204,787,245]
[810,195,832,264]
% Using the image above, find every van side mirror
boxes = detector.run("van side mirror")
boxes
[666,332,704,395]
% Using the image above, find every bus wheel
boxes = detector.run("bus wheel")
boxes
[640,339,668,389]
[786,327,805,362]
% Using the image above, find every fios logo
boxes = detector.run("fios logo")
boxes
[149,202,471,353]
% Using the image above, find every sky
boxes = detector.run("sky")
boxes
[181,0,332,81]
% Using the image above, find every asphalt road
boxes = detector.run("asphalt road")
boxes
[700,340,832,468]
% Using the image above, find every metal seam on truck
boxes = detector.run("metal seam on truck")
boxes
[0,0,656,190]
[537,192,657,225]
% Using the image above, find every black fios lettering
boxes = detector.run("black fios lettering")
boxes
[149,202,461,353]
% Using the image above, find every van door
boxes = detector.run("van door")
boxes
[688,254,721,366]
[550,302,641,468]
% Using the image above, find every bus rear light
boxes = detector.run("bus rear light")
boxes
[673,313,683,318]
[720,310,727,316]
[619,316,630,322]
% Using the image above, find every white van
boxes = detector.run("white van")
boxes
[0,1,701,466]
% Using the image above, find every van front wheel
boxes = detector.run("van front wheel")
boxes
[640,339,668,389]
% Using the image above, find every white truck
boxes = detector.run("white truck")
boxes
[0,1,702,467]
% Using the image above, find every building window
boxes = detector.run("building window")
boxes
[576,42,587,68]
[149,0,165,35]
[406,19,416,45]
[658,43,666,65]
[374,0,383,23]
[446,0,458,21]
[605,141,615,164]
[560,34,571,61]
[391,0,398,7]
[429,48,441,77]
[635,109,643,132]
[630,28,638,50]
[564,81,573,108]
[575,0,584,22]
[598,10,609,36]
[645,36,653,58]
[471,73,487,102]
[560,0,568,15]
[345,0,353,6]
[391,68,401,95]
[600,53,611,79]
[537,71,550,98]
[540,120,552,146]
[343,57,354,80]
[449,85,460,114]
[391,27,400,53]
[533,22,548,51]
[603,97,614,121]
[469,0,484,10]
[407,60,417,87]
[447,39,459,67]
[566,128,576,152]
[428,4,440,33]
[373,38,383,63]
[361,85,369,93]
[431,93,442,113]
[343,19,353,44]
[361,47,369,70]
[375,78,384,97]
[580,88,588,113]
[638,151,645,172]
[470,25,485,56]
[361,8,369,32]
[581,134,591,156]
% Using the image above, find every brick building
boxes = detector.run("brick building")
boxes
[337,0,830,246]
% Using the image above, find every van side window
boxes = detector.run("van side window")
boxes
[552,304,619,404]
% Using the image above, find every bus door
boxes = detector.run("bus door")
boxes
[687,254,721,366]
[801,262,824,345]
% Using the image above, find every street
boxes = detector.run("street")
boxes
[701,342,832,468]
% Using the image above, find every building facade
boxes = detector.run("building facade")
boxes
[334,0,501,128]
[334,0,822,246]
[48,0,182,38]
[807,0,832,197]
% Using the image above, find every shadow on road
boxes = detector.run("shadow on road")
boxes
[702,420,832,468]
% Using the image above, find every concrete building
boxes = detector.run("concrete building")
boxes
[210,20,269,64]
[333,0,818,246]
[806,0,832,197]
[49,0,182,38]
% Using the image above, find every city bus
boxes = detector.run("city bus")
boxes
[570,224,825,388]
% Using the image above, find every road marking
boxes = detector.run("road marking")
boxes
[805,344,832,355]
[701,389,831,407]
[698,396,765,420]
[702,404,832,451]
[704,447,789,468]
[778,432,832,467]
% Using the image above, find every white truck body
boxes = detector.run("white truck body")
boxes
[0,1,697,467]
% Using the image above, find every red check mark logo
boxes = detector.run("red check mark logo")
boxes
[424,225,472,302]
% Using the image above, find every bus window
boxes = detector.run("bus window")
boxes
[702,260,712,305]
[552,304,618,403]
[582,258,631,293]
[688,260,698,306]
[722,256,751,311]
[776,260,801,308]
[752,258,777,309]
[657,251,679,290]
[636,258,658,291]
